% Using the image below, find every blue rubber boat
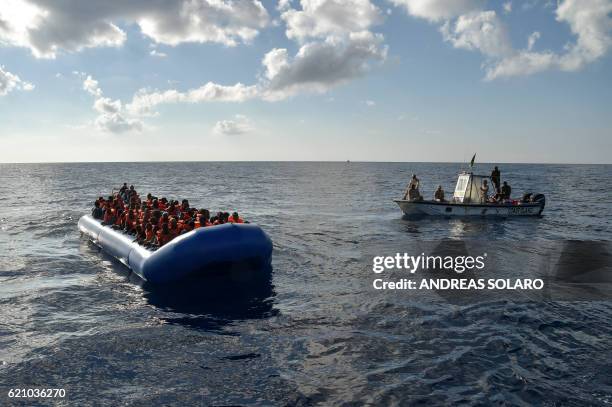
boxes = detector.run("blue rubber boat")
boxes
[78,215,273,284]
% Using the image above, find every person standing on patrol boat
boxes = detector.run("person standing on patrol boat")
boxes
[491,166,501,193]
[403,174,420,200]
[479,180,490,203]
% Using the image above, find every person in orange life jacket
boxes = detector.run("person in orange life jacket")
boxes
[102,206,115,225]
[196,209,210,225]
[181,199,190,212]
[195,213,211,228]
[141,208,151,224]
[150,225,159,246]
[144,223,154,243]
[228,212,244,223]
[180,220,195,234]
[156,223,172,246]
[150,216,159,232]
[124,210,137,234]
[158,212,169,229]
[134,225,146,243]
[181,209,192,222]
[112,209,124,229]
[168,218,180,238]
[166,202,178,217]
[115,194,125,209]
[159,197,168,210]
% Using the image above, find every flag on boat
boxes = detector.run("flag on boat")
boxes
[469,153,476,168]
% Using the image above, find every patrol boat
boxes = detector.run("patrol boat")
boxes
[394,171,545,217]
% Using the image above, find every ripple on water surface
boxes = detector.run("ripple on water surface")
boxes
[0,162,610,405]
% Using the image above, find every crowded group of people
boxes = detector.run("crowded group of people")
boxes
[91,183,245,248]
[403,166,513,204]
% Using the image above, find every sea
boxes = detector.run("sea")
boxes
[0,162,610,406]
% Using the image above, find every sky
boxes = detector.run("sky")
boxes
[0,0,611,164]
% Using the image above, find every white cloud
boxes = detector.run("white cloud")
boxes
[527,31,540,51]
[94,97,121,114]
[0,65,34,96]
[278,0,293,11]
[364,99,375,106]
[127,82,259,116]
[389,0,611,80]
[281,0,383,42]
[1,0,387,106]
[261,31,387,100]
[441,11,552,80]
[126,29,387,112]
[83,75,102,97]
[0,0,270,58]
[213,114,253,135]
[441,11,511,58]
[486,0,612,80]
[485,50,556,80]
[270,1,387,99]
[555,0,612,71]
[149,49,167,58]
[389,0,483,21]
[81,75,142,134]
[94,111,143,134]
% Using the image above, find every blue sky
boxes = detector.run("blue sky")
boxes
[0,0,610,163]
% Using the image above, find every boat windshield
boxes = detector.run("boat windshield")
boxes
[454,175,470,201]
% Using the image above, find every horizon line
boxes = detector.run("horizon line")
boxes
[0,160,610,165]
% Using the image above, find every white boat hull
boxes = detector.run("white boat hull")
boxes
[394,200,544,217]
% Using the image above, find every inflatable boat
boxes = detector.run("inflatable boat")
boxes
[78,215,273,284]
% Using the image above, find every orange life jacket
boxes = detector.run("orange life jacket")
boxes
[228,217,244,223]
[157,230,171,245]
[168,225,179,238]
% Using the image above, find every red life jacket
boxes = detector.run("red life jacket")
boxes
[157,231,171,245]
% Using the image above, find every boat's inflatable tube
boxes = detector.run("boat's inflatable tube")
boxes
[78,215,273,283]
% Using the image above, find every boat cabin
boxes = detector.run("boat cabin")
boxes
[453,172,489,203]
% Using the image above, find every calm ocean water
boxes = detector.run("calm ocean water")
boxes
[0,162,611,405]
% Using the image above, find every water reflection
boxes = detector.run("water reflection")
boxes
[142,264,276,330]
[80,238,276,330]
